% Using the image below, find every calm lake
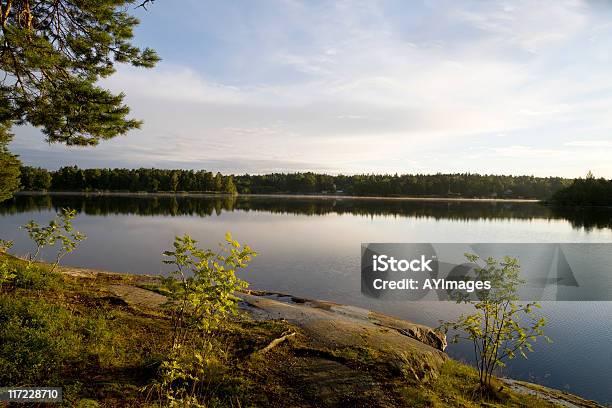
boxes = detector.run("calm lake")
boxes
[1,194,611,403]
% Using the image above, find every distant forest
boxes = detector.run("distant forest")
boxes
[550,172,612,206]
[20,166,239,194]
[21,166,572,199]
[17,166,573,199]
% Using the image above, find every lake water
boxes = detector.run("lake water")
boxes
[1,194,611,403]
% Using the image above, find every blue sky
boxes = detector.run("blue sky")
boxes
[11,0,612,177]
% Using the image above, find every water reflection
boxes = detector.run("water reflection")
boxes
[2,193,611,231]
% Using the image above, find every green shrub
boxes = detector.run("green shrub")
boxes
[440,254,550,389]
[162,232,256,347]
[0,242,17,291]
[0,253,60,290]
[0,296,82,385]
[148,233,256,406]
[12,262,60,290]
[146,339,253,408]
[0,259,17,291]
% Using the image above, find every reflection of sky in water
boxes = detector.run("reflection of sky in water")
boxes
[1,198,611,403]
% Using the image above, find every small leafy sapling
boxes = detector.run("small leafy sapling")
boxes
[149,233,256,406]
[440,254,551,389]
[162,233,256,349]
[22,208,86,271]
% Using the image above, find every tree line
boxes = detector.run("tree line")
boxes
[550,172,612,206]
[18,166,572,199]
[234,173,570,199]
[19,166,238,194]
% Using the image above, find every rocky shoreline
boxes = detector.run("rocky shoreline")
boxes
[56,263,605,408]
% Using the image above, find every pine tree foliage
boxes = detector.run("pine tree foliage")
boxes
[0,124,19,202]
[0,0,159,145]
[0,0,158,201]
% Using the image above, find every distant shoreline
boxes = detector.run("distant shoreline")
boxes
[14,191,541,203]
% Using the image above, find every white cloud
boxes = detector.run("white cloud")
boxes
[480,145,568,159]
[565,140,612,148]
[102,66,247,104]
[452,0,588,52]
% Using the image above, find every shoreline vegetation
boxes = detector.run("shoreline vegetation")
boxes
[548,172,612,207]
[15,190,541,203]
[0,254,605,407]
[18,166,571,200]
[18,166,612,207]
[16,166,612,207]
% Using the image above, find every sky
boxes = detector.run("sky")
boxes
[10,0,612,177]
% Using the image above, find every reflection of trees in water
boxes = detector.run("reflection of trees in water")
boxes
[1,194,610,230]
[0,194,239,218]
[547,206,612,231]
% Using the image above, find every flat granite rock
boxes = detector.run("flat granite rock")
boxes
[108,284,167,309]
[240,291,448,385]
